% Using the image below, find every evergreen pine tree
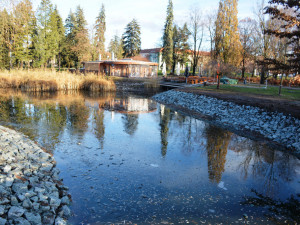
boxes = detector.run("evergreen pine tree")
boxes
[122,19,141,58]
[48,6,64,68]
[162,0,174,71]
[72,5,91,68]
[94,4,106,58]
[21,0,36,69]
[34,0,53,67]
[74,6,87,31]
[0,9,11,69]
[53,7,65,70]
[62,10,76,68]
[108,34,123,60]
[172,23,190,73]
[264,0,300,74]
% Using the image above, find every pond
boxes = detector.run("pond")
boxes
[0,90,299,224]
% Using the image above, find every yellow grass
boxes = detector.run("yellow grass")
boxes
[0,89,116,107]
[0,69,116,92]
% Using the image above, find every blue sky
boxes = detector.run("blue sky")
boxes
[31,0,257,50]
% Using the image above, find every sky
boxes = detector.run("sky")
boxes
[30,0,258,50]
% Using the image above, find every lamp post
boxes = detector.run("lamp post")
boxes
[217,62,220,89]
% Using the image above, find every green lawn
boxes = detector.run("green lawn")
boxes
[199,84,300,100]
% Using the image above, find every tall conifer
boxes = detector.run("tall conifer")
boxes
[264,0,300,74]
[48,6,64,68]
[108,34,123,59]
[35,0,53,67]
[122,19,141,58]
[63,10,76,68]
[0,9,10,69]
[162,0,174,71]
[94,4,106,58]
[72,6,90,68]
[172,23,190,73]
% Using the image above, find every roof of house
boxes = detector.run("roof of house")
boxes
[83,59,158,66]
[185,50,211,56]
[140,48,163,54]
[129,55,151,62]
[139,48,210,56]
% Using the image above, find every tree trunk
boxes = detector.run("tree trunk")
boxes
[58,53,61,72]
[241,58,245,78]
[9,48,12,70]
[172,62,176,75]
[260,67,266,84]
[241,67,245,79]
[192,64,196,76]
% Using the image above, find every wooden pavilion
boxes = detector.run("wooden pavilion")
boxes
[83,59,158,78]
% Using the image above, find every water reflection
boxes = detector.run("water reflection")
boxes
[122,114,139,136]
[0,90,299,224]
[205,126,231,183]
[242,189,300,223]
[229,136,299,198]
[159,105,170,157]
[92,109,105,149]
[67,101,90,137]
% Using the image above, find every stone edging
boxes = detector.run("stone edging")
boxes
[0,126,71,225]
[153,90,300,157]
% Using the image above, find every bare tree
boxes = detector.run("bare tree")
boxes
[205,10,217,59]
[239,17,256,78]
[205,10,217,76]
[255,0,273,84]
[189,7,204,76]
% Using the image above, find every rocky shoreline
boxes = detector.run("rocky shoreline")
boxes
[153,90,300,157]
[0,126,71,225]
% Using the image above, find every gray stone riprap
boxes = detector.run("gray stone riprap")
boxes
[153,90,300,153]
[0,126,71,225]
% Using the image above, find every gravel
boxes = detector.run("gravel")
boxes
[153,90,300,154]
[0,126,71,225]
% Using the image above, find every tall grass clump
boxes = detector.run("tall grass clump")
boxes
[0,69,115,92]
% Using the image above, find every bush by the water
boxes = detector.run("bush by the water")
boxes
[0,70,116,92]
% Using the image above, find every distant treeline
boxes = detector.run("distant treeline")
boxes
[0,0,299,82]
[0,0,122,70]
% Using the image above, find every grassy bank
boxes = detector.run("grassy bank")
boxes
[0,70,116,92]
[198,84,300,100]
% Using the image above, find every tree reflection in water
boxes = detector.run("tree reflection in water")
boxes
[159,105,170,157]
[67,101,90,139]
[229,135,299,197]
[122,114,139,136]
[0,96,70,151]
[205,125,231,183]
[0,92,299,224]
[242,189,300,223]
[92,109,105,149]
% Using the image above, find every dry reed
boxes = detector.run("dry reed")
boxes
[0,89,116,107]
[0,69,116,92]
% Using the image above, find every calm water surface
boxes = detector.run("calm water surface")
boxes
[0,90,299,224]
